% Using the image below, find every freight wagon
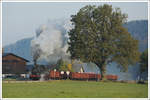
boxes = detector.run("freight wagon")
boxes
[49,71,118,81]
[69,72,101,81]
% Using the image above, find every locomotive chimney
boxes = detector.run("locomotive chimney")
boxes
[34,59,37,67]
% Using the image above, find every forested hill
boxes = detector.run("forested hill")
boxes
[124,20,148,52]
[4,37,33,62]
[3,20,148,63]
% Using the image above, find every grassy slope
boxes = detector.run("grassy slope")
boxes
[2,80,148,98]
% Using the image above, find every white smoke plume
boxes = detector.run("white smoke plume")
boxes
[31,19,72,65]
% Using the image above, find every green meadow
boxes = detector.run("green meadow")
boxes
[2,80,148,98]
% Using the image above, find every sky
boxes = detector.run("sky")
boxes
[2,2,148,46]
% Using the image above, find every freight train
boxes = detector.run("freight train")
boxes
[30,70,118,81]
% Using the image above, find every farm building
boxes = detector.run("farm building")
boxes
[2,53,29,77]
[72,60,100,74]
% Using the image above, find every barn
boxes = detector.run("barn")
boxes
[2,53,29,78]
[72,60,100,74]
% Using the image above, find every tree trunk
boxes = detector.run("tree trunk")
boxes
[100,64,106,81]
[95,61,106,81]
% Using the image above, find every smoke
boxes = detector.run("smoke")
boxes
[31,19,72,65]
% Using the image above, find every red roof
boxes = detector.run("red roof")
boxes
[3,53,29,62]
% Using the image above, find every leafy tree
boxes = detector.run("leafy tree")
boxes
[56,59,64,70]
[59,65,68,71]
[68,4,140,80]
[56,59,74,72]
[139,50,148,76]
[68,64,73,71]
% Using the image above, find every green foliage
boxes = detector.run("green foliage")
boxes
[140,50,148,73]
[56,59,74,72]
[56,59,68,71]
[68,4,140,79]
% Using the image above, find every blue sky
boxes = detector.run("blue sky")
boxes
[2,2,148,46]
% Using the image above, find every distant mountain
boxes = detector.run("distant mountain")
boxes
[124,20,148,52]
[3,37,33,63]
[3,20,148,80]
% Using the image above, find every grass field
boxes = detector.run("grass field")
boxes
[2,80,148,98]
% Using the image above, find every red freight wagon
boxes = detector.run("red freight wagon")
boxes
[106,75,118,80]
[97,74,101,79]
[88,73,101,80]
[81,73,89,79]
[50,71,60,79]
[48,70,117,81]
[80,73,89,79]
[71,72,81,79]
[70,72,101,81]
[88,73,96,79]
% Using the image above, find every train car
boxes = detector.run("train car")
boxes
[105,75,118,81]
[29,74,41,80]
[49,71,118,81]
[69,72,101,81]
[49,70,61,79]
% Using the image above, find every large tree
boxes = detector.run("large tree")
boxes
[139,49,148,80]
[68,4,140,80]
